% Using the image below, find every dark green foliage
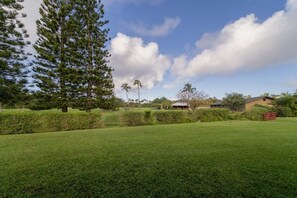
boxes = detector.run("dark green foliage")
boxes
[70,0,114,112]
[272,94,297,117]
[0,112,40,134]
[0,111,103,134]
[153,110,192,124]
[33,0,77,112]
[274,106,294,117]
[144,111,153,124]
[243,108,270,121]
[42,112,103,132]
[0,0,29,110]
[120,111,146,126]
[195,109,230,122]
[222,92,245,111]
[33,0,114,112]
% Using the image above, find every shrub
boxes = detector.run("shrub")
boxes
[41,112,103,132]
[0,112,41,135]
[243,108,270,121]
[120,111,146,126]
[274,106,294,117]
[194,109,230,122]
[144,111,153,124]
[0,111,103,135]
[153,110,192,124]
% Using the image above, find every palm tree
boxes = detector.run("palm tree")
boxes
[133,80,142,108]
[121,83,131,107]
[182,83,196,106]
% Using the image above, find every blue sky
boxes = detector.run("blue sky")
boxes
[22,0,297,100]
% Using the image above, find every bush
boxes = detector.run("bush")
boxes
[243,108,270,121]
[41,112,103,132]
[144,111,153,124]
[194,109,230,122]
[153,110,192,124]
[120,111,146,126]
[0,111,103,135]
[0,112,41,135]
[274,106,294,117]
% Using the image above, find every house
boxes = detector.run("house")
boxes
[244,96,274,111]
[210,100,225,108]
[171,101,188,110]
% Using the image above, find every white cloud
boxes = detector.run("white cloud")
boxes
[128,17,181,37]
[110,33,171,90]
[102,0,163,6]
[21,0,42,43]
[172,0,297,79]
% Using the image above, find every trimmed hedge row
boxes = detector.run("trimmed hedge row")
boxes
[154,111,193,124]
[194,109,230,122]
[120,109,231,126]
[243,108,271,121]
[0,111,103,135]
[0,112,41,135]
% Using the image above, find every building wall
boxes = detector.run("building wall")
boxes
[245,98,274,111]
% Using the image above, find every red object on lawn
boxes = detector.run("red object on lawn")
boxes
[263,112,277,121]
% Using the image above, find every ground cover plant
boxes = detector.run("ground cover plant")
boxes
[0,119,297,197]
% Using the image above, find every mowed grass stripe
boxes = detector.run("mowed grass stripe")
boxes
[0,119,297,197]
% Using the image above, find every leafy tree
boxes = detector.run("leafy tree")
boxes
[71,0,114,112]
[273,93,297,117]
[178,83,196,106]
[188,91,208,110]
[177,83,208,110]
[0,0,29,111]
[133,79,142,107]
[161,99,171,109]
[121,83,131,104]
[33,0,76,112]
[222,92,245,111]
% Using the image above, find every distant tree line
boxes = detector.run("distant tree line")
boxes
[0,0,115,112]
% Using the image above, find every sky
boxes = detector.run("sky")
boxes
[21,0,297,100]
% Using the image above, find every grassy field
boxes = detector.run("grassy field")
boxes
[1,119,297,197]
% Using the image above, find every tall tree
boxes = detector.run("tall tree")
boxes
[0,0,29,111]
[178,84,208,110]
[133,79,142,108]
[121,83,131,104]
[71,0,114,112]
[178,83,197,107]
[222,92,245,111]
[33,0,76,112]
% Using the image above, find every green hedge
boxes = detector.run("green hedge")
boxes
[0,111,103,135]
[153,110,193,124]
[41,112,103,132]
[194,109,230,122]
[0,112,41,135]
[120,111,146,126]
[243,108,270,121]
[274,106,294,117]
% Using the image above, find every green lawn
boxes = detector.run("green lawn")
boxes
[1,119,297,197]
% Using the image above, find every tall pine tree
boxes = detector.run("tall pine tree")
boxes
[71,0,114,112]
[0,0,29,111]
[33,0,76,112]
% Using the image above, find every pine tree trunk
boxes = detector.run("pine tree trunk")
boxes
[60,16,67,113]
[0,102,3,112]
[138,86,140,108]
[86,1,93,113]
[126,92,129,108]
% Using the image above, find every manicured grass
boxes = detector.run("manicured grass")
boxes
[1,119,297,197]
